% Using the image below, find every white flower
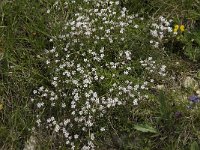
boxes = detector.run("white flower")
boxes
[150,40,154,44]
[81,146,90,150]
[154,42,159,48]
[115,1,120,5]
[37,102,44,108]
[174,32,178,35]
[51,103,55,107]
[168,27,172,32]
[134,24,139,28]
[150,30,158,37]
[124,71,128,75]
[47,9,50,14]
[74,134,79,139]
[33,90,37,94]
[36,119,41,126]
[133,99,138,105]
[100,127,105,131]
[54,124,60,132]
[64,119,70,126]
[61,103,66,108]
[66,140,70,145]
[90,133,95,140]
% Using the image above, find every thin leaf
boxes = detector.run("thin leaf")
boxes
[134,124,158,133]
[191,141,199,150]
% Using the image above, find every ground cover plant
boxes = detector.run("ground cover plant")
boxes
[0,0,200,149]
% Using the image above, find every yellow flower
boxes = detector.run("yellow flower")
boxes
[173,24,179,32]
[0,103,3,110]
[174,25,179,29]
[173,28,178,32]
[180,25,185,32]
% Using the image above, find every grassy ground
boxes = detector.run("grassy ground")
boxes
[0,0,200,149]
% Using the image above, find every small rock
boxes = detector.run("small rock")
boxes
[23,135,37,150]
[156,84,164,90]
[183,76,198,90]
[196,89,200,97]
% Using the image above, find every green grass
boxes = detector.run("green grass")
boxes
[0,0,200,149]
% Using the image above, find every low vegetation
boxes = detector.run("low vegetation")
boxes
[0,0,200,149]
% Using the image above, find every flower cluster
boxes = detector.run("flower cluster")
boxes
[173,24,185,34]
[149,16,173,48]
[188,95,200,103]
[31,1,169,149]
[140,57,167,77]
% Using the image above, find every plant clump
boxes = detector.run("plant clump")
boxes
[31,0,169,149]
